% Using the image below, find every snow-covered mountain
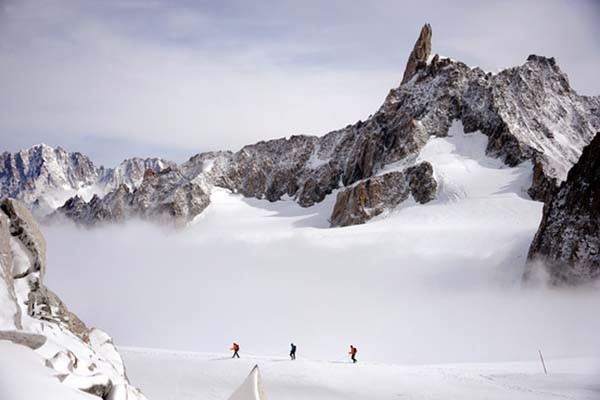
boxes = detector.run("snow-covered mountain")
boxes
[51,24,599,229]
[0,144,98,215]
[57,166,210,227]
[0,144,174,216]
[1,24,599,282]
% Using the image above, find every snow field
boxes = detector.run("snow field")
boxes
[121,348,600,400]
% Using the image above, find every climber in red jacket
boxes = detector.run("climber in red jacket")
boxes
[349,345,357,363]
[231,342,240,358]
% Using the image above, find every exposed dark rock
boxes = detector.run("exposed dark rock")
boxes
[527,156,559,203]
[0,199,46,280]
[27,280,90,342]
[526,133,600,284]
[330,162,437,227]
[406,162,437,204]
[401,23,432,84]
[54,167,210,227]
[330,172,409,227]
[76,376,113,399]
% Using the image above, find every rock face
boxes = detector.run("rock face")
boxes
[54,166,211,227]
[0,144,173,216]
[401,23,432,84]
[3,24,600,232]
[526,133,600,284]
[0,198,147,399]
[99,157,177,191]
[331,162,436,227]
[0,145,98,215]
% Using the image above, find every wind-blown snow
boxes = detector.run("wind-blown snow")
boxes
[42,122,600,368]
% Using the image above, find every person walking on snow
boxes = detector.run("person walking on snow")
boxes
[349,345,357,363]
[230,342,240,358]
[290,343,297,360]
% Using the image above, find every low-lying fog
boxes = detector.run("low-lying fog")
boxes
[42,189,600,365]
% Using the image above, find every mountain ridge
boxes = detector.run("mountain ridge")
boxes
[1,24,599,283]
[2,25,598,229]
[50,41,598,228]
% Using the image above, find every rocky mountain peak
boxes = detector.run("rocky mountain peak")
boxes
[3,25,599,242]
[46,24,599,230]
[401,23,432,84]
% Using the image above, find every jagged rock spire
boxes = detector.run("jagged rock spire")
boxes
[401,23,432,84]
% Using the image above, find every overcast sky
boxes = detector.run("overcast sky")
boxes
[1,0,599,166]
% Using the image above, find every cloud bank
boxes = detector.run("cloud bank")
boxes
[41,193,600,365]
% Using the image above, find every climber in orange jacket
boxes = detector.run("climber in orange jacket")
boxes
[349,345,357,363]
[231,342,240,358]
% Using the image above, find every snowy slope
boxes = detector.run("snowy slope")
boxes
[0,341,94,400]
[43,123,600,368]
[121,348,600,400]
[0,199,147,400]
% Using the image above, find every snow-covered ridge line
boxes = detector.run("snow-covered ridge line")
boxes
[51,50,599,229]
[0,198,147,399]
[2,24,599,232]
[0,144,175,217]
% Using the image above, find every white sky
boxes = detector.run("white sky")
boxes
[1,0,599,166]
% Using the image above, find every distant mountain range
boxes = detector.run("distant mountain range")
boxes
[1,24,598,284]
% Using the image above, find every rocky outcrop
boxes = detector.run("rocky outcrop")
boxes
[526,133,600,284]
[55,167,211,227]
[133,167,210,225]
[330,162,436,227]
[406,162,437,204]
[0,210,21,329]
[401,23,432,84]
[0,199,46,279]
[0,198,147,399]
